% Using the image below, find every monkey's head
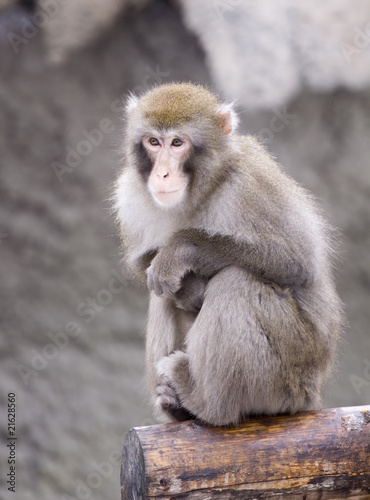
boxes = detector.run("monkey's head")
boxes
[124,83,238,209]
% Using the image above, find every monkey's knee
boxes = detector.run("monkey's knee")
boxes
[202,266,253,308]
[184,268,305,421]
[174,272,207,312]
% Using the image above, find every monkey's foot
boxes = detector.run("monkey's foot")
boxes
[155,379,191,421]
[155,379,180,414]
[155,353,194,422]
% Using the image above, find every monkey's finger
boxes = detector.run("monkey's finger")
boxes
[156,383,176,398]
[152,278,164,296]
[153,280,164,296]
[146,270,153,289]
[164,278,183,297]
[161,281,175,298]
[147,271,163,296]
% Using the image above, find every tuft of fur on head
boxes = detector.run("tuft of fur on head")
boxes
[139,83,221,129]
[125,93,139,114]
[125,82,239,136]
[217,102,239,134]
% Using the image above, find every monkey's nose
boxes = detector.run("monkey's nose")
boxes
[157,171,169,179]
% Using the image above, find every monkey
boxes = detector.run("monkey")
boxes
[114,82,343,426]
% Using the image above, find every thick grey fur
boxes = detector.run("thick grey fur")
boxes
[115,84,343,426]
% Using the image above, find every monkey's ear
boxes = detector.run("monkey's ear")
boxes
[217,103,239,135]
[125,93,139,114]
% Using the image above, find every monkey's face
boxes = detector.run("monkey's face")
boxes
[142,133,191,208]
[125,83,239,209]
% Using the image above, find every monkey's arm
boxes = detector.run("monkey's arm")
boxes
[147,228,313,297]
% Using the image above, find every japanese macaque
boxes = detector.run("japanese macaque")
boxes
[114,82,342,426]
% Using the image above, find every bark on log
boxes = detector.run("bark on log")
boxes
[121,405,370,499]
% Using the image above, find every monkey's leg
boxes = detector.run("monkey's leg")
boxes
[146,293,197,423]
[174,272,208,312]
[155,266,329,426]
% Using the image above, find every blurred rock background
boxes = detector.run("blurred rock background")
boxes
[0,1,369,499]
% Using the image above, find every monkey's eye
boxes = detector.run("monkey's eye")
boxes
[172,138,183,147]
[149,138,160,146]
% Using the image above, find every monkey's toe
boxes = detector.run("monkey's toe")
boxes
[155,382,180,414]
[155,384,194,422]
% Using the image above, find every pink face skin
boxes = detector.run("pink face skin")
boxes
[143,134,191,207]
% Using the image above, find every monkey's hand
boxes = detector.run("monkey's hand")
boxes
[146,247,191,298]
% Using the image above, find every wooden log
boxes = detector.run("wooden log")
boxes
[121,405,370,499]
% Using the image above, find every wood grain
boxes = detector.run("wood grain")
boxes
[121,406,370,499]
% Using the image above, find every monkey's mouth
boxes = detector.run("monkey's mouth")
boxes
[151,185,186,206]
[156,187,183,194]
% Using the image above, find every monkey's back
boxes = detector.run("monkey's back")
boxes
[194,134,343,356]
